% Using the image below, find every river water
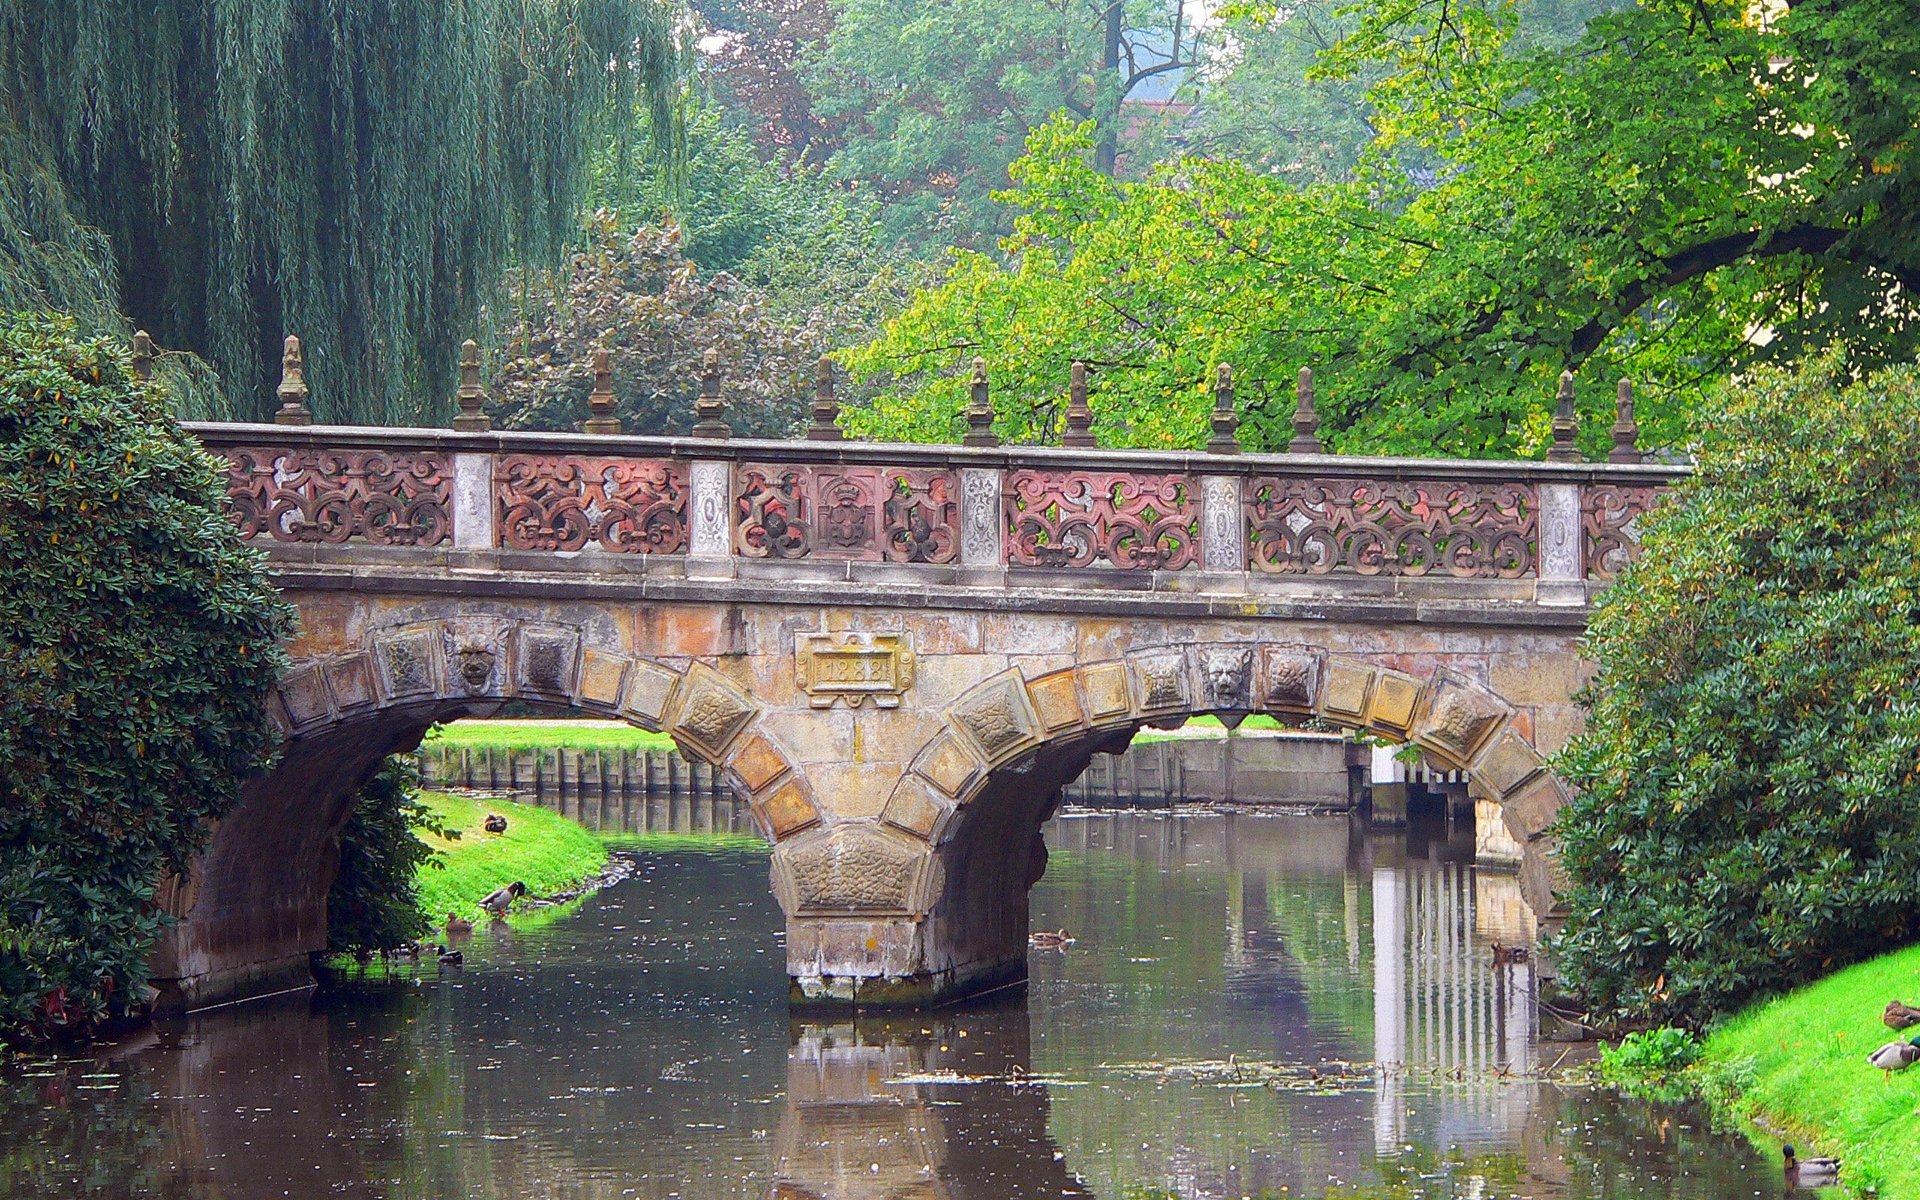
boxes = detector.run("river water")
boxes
[4,808,1795,1199]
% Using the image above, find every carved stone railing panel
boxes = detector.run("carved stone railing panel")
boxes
[1246,479,1537,578]
[736,465,961,563]
[1004,470,1200,570]
[1582,484,1663,580]
[222,447,452,546]
[494,455,688,553]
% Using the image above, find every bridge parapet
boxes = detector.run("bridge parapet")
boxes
[186,422,1682,609]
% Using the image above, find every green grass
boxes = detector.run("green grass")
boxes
[411,790,610,926]
[1130,714,1292,742]
[1694,942,1920,1197]
[423,718,676,755]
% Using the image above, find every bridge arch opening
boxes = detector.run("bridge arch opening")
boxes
[792,644,1568,1007]
[150,613,815,1010]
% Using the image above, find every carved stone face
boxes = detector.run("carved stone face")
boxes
[443,620,505,695]
[456,644,495,691]
[1200,647,1253,710]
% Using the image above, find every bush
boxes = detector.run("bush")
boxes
[326,756,443,954]
[1598,1027,1701,1102]
[0,311,291,1040]
[1553,357,1920,1027]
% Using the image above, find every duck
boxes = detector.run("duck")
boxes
[1868,1037,1920,1079]
[1885,999,1920,1029]
[444,912,474,935]
[1783,1145,1840,1188]
[1490,942,1530,966]
[1028,929,1075,949]
[483,813,508,834]
[437,948,464,967]
[479,881,526,918]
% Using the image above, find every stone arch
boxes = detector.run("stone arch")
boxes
[781,642,1567,1007]
[151,613,822,1010]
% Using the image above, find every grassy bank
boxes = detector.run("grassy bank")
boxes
[1676,944,1920,1197]
[424,719,676,755]
[412,790,609,924]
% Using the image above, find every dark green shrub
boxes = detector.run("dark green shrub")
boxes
[0,311,291,1040]
[327,756,442,953]
[1553,357,1920,1027]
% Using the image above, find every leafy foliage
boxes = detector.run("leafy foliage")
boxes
[326,757,442,954]
[491,216,822,437]
[0,312,292,1041]
[694,0,841,161]
[843,1,1920,456]
[0,0,689,425]
[1553,358,1920,1028]
[1597,1027,1701,1102]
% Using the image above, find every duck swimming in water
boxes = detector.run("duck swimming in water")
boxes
[1783,1145,1840,1189]
[444,912,474,935]
[1028,929,1075,949]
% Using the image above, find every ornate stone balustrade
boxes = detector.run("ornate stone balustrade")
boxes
[187,423,1682,605]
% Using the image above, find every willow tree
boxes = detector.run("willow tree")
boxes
[0,0,687,424]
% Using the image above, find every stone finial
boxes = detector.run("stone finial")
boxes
[1063,360,1095,448]
[274,335,313,426]
[453,338,491,431]
[691,347,730,439]
[963,356,999,447]
[1547,369,1581,462]
[1289,366,1323,454]
[806,355,843,441]
[130,330,155,383]
[1609,377,1642,464]
[1207,364,1240,454]
[583,347,622,434]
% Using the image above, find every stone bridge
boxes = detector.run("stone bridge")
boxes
[152,399,1679,1010]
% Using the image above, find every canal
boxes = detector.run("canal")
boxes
[4,808,1791,1198]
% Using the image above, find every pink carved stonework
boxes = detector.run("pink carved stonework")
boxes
[223,447,451,546]
[495,455,688,553]
[1247,478,1537,577]
[1582,484,1663,579]
[1004,470,1200,569]
[735,465,959,563]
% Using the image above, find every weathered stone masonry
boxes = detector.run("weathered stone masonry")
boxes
[151,421,1679,1010]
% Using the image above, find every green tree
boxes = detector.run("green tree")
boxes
[0,313,292,1041]
[843,1,1920,457]
[491,217,822,437]
[804,0,1205,249]
[327,757,441,954]
[1552,358,1920,1028]
[0,0,689,425]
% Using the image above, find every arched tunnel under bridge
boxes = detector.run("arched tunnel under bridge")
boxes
[152,602,1586,1012]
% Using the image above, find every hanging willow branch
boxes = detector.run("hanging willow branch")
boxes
[0,0,690,424]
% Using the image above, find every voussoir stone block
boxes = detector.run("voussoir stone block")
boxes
[1193,644,1255,712]
[727,729,792,795]
[323,653,378,713]
[668,661,760,759]
[1500,773,1568,844]
[1257,644,1324,714]
[756,776,821,840]
[1078,661,1133,726]
[1320,659,1375,722]
[279,663,332,728]
[948,672,1041,766]
[1411,669,1511,769]
[619,661,681,732]
[784,826,928,915]
[1367,670,1424,735]
[1475,729,1544,797]
[1127,648,1191,715]
[882,776,954,844]
[1025,669,1085,733]
[575,648,630,709]
[374,626,442,700]
[516,626,580,701]
[913,729,985,799]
